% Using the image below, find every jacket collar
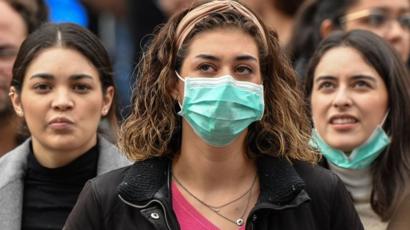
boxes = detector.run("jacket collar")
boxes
[118,155,307,206]
[0,136,129,230]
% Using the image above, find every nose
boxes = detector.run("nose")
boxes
[384,19,405,47]
[332,87,352,109]
[51,89,74,111]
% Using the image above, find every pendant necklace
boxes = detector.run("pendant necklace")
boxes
[173,173,257,226]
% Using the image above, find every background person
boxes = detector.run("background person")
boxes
[65,1,363,229]
[0,0,47,156]
[305,30,410,229]
[289,0,410,77]
[0,23,130,230]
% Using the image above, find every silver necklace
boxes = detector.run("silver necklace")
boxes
[173,174,257,226]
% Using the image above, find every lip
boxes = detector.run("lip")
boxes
[328,114,359,131]
[48,117,74,130]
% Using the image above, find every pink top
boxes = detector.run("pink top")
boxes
[172,181,246,230]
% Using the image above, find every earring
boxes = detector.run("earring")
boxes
[16,110,23,116]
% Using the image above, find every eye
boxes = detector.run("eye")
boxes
[196,63,216,73]
[236,65,253,75]
[33,83,52,93]
[0,47,18,60]
[73,83,91,93]
[364,11,387,27]
[398,14,410,30]
[352,80,371,89]
[317,81,335,91]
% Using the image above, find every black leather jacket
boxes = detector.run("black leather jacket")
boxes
[64,156,363,230]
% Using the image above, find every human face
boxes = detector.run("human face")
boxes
[175,28,262,146]
[343,0,410,61]
[10,47,113,159]
[311,47,388,152]
[178,28,262,85]
[0,1,26,115]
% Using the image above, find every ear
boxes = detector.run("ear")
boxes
[171,73,183,102]
[320,19,336,39]
[101,86,114,116]
[9,87,24,117]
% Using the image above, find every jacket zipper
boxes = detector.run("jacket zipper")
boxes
[118,194,172,230]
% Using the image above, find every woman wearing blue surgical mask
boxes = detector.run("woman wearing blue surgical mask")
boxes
[305,29,410,229]
[65,1,363,229]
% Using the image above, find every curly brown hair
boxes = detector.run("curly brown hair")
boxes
[119,0,317,163]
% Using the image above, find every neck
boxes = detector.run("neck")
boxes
[31,135,97,169]
[173,122,257,191]
[0,114,21,156]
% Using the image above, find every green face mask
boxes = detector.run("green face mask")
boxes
[176,73,264,147]
[310,126,391,169]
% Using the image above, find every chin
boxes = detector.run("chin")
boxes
[329,141,361,153]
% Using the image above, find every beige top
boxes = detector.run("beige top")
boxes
[328,163,388,229]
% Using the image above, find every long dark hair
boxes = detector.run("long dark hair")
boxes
[11,23,119,133]
[288,0,358,76]
[305,30,410,220]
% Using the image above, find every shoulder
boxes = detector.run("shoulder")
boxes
[293,161,363,229]
[88,165,132,199]
[96,136,132,174]
[0,139,31,188]
[293,160,341,193]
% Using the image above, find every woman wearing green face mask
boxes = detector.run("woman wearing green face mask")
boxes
[305,29,410,229]
[65,1,363,229]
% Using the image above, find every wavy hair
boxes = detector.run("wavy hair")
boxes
[120,0,317,164]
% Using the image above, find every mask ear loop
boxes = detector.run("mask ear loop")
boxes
[380,110,389,127]
[175,72,185,109]
[175,71,186,82]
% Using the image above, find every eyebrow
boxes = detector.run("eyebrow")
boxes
[350,75,377,82]
[315,75,377,82]
[29,73,94,81]
[195,54,258,62]
[314,76,336,82]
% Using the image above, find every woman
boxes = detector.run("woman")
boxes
[289,0,410,76]
[0,0,48,156]
[305,30,410,229]
[65,1,363,229]
[0,23,130,230]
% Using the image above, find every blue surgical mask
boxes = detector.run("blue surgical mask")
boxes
[176,72,264,147]
[310,123,391,169]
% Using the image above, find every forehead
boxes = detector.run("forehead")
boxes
[25,47,99,79]
[348,0,410,11]
[314,46,378,76]
[186,28,260,58]
[0,1,26,43]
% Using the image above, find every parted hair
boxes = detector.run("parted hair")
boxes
[305,30,410,221]
[119,0,317,163]
[11,23,119,134]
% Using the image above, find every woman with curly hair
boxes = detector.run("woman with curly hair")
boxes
[65,1,363,229]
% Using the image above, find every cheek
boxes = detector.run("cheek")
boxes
[177,81,185,99]
[310,94,327,123]
[21,100,45,130]
[82,100,104,120]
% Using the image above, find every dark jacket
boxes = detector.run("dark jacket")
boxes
[64,156,363,230]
